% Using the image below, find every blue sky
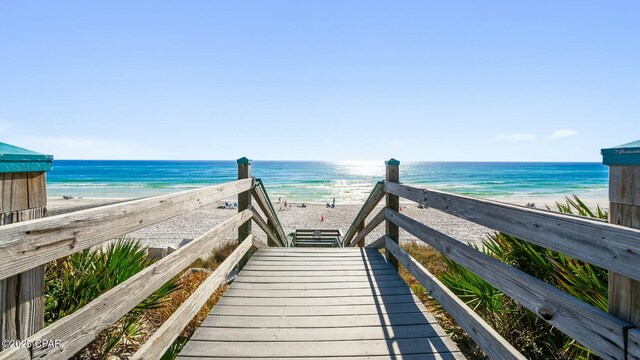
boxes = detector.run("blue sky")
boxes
[0,1,638,161]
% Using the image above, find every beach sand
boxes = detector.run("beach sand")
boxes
[47,193,609,250]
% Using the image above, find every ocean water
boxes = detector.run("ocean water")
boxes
[46,160,609,203]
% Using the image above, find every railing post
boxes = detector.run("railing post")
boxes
[0,144,51,348]
[385,158,400,270]
[356,220,365,247]
[602,141,640,346]
[237,157,252,268]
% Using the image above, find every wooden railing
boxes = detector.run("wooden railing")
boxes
[342,180,384,247]
[0,171,288,359]
[347,172,640,360]
[252,178,289,246]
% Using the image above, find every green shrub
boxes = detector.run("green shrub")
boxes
[437,195,607,359]
[45,237,177,359]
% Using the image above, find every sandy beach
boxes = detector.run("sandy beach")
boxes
[47,193,608,250]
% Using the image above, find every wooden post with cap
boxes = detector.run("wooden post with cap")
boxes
[385,158,400,270]
[0,142,52,348]
[237,157,252,268]
[601,140,640,358]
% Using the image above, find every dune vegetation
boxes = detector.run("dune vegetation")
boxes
[401,195,607,360]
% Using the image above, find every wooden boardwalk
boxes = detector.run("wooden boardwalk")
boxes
[178,248,463,359]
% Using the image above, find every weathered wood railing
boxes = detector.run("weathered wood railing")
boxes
[252,178,288,246]
[345,159,640,360]
[342,180,384,247]
[0,158,289,359]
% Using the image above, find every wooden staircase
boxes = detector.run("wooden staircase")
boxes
[291,229,342,247]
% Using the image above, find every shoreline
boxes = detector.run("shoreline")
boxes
[46,191,609,251]
[47,192,610,211]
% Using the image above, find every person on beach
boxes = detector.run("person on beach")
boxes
[332,197,335,208]
[278,197,281,203]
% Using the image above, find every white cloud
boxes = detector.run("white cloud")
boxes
[495,133,536,142]
[547,129,577,140]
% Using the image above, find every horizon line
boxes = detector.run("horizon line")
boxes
[52,159,605,164]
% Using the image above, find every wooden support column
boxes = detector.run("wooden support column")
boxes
[0,143,52,350]
[602,141,640,358]
[237,157,252,269]
[385,159,400,270]
[356,219,365,247]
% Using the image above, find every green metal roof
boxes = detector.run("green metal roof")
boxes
[601,140,640,166]
[237,157,252,165]
[385,158,400,166]
[0,143,53,173]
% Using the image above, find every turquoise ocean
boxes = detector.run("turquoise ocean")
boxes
[46,161,609,203]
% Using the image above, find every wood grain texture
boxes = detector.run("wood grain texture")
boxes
[385,182,640,282]
[608,177,640,360]
[0,178,252,280]
[251,183,288,246]
[356,219,366,247]
[609,166,640,205]
[26,172,46,209]
[386,164,400,269]
[0,210,252,360]
[608,202,640,325]
[385,237,525,360]
[180,339,460,358]
[178,355,464,360]
[0,180,47,345]
[349,208,385,247]
[251,208,285,247]
[180,247,461,359]
[237,163,252,269]
[385,207,630,360]
[9,173,29,212]
[343,181,384,246]
[131,235,254,360]
[1,174,13,213]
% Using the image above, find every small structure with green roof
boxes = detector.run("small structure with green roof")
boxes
[0,142,53,173]
[0,142,52,341]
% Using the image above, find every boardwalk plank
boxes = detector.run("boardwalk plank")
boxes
[233,275,403,283]
[230,280,407,290]
[201,312,435,328]
[191,324,443,341]
[210,303,432,316]
[216,294,423,307]
[180,338,458,358]
[178,354,465,360]
[179,248,461,359]
[224,287,413,298]
[238,269,399,277]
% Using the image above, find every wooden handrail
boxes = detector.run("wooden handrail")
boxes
[385,182,640,283]
[0,178,253,280]
[384,237,526,360]
[0,209,253,360]
[365,235,386,248]
[252,178,289,246]
[131,234,255,359]
[251,208,285,247]
[342,181,384,246]
[385,208,630,360]
[348,208,385,247]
